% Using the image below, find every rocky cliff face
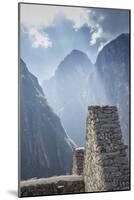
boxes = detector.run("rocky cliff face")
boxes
[20,59,73,180]
[96,33,130,146]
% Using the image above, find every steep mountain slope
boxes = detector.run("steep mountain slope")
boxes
[96,33,130,146]
[20,59,73,180]
[42,50,108,145]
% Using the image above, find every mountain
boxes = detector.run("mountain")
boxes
[96,33,130,146]
[20,59,74,180]
[42,34,130,147]
[42,50,108,145]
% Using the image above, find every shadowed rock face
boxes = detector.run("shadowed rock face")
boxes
[20,59,73,180]
[96,34,130,146]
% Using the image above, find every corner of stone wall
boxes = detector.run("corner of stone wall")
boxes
[84,106,130,192]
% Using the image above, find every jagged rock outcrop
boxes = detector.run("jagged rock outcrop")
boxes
[20,59,73,180]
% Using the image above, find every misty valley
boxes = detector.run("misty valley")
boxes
[20,33,129,180]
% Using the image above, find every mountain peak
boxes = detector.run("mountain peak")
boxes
[20,58,28,73]
[100,33,129,53]
[70,49,86,56]
[54,49,92,76]
[117,33,129,39]
[96,33,129,66]
[67,49,91,63]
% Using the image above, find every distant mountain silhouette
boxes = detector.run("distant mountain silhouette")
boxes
[43,49,108,145]
[43,34,129,147]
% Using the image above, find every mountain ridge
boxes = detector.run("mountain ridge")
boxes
[96,33,129,146]
[20,59,73,180]
[42,33,129,146]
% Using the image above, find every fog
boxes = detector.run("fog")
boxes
[43,50,112,146]
[42,44,129,148]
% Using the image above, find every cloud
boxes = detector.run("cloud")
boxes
[20,4,98,30]
[20,4,94,48]
[98,42,105,52]
[90,25,103,46]
[21,4,112,49]
[28,27,52,48]
[98,40,110,52]
[21,4,60,27]
[60,8,91,29]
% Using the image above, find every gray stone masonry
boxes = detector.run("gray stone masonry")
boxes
[84,106,130,192]
[20,106,130,197]
[20,175,84,197]
[72,147,85,175]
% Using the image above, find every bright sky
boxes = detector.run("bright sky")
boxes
[20,3,129,82]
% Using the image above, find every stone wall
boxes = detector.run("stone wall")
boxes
[72,147,85,175]
[84,106,130,192]
[20,106,130,197]
[20,175,85,197]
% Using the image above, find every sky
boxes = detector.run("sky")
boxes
[20,3,129,82]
